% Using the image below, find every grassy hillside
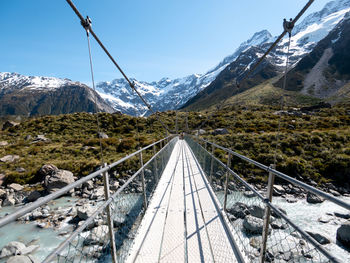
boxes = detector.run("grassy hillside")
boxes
[1,106,349,190]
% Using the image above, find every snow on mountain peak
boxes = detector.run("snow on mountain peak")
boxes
[0,72,79,91]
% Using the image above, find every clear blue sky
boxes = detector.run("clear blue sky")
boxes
[0,0,330,83]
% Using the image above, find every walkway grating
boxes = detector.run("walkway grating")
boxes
[126,140,243,263]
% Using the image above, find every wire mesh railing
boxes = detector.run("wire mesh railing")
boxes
[185,135,347,263]
[44,136,178,262]
[0,136,177,263]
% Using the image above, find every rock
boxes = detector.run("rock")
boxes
[306,231,330,245]
[271,206,287,219]
[249,237,262,249]
[38,164,59,177]
[6,255,39,263]
[318,216,331,223]
[248,205,265,219]
[270,221,287,230]
[0,141,8,146]
[337,223,350,249]
[2,121,19,131]
[31,211,42,220]
[334,212,350,219]
[26,191,41,202]
[36,223,46,229]
[98,132,108,139]
[3,195,16,206]
[77,205,95,220]
[24,135,32,141]
[273,185,285,196]
[15,168,26,173]
[227,202,250,219]
[82,180,94,190]
[110,181,119,191]
[89,187,105,200]
[194,129,206,135]
[0,155,20,163]
[20,245,39,255]
[243,215,267,235]
[0,189,6,199]
[32,135,50,143]
[0,241,26,258]
[8,183,24,192]
[306,193,324,204]
[243,191,255,198]
[212,128,229,135]
[44,169,75,194]
[227,214,237,222]
[329,189,341,197]
[83,225,109,245]
[285,194,298,203]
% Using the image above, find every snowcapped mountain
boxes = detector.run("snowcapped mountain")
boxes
[96,0,350,115]
[181,0,350,110]
[0,72,114,116]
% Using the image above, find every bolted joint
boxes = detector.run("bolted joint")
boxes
[81,16,92,32]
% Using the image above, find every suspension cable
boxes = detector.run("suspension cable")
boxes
[273,34,292,166]
[83,17,105,166]
[237,0,314,86]
[192,0,315,135]
[66,0,172,135]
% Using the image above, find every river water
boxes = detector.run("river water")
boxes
[0,194,349,262]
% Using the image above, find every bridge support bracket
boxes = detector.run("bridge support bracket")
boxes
[223,152,231,212]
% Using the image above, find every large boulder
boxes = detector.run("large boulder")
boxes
[44,169,75,194]
[306,193,324,204]
[0,155,19,163]
[26,191,41,202]
[38,164,59,178]
[0,241,26,258]
[3,195,16,206]
[83,225,109,245]
[77,205,95,220]
[8,183,24,192]
[248,205,265,219]
[306,231,330,245]
[243,215,268,235]
[7,255,39,263]
[337,223,350,249]
[227,202,250,219]
[0,189,6,199]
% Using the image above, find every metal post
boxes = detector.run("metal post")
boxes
[203,142,207,174]
[223,153,231,211]
[260,164,276,263]
[102,164,118,263]
[139,150,148,210]
[186,113,189,133]
[153,144,159,183]
[209,145,215,184]
[175,111,178,134]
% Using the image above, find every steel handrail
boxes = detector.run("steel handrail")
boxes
[192,136,350,211]
[43,136,177,262]
[0,136,173,228]
[188,137,341,262]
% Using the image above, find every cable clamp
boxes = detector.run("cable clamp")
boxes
[81,16,92,32]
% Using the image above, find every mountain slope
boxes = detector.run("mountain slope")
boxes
[181,0,350,111]
[275,11,350,101]
[0,73,114,116]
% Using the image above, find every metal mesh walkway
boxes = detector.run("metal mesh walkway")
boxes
[126,140,243,263]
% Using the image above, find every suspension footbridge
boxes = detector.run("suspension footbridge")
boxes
[1,0,349,262]
[0,135,349,262]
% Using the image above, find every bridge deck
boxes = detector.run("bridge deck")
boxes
[126,140,242,263]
